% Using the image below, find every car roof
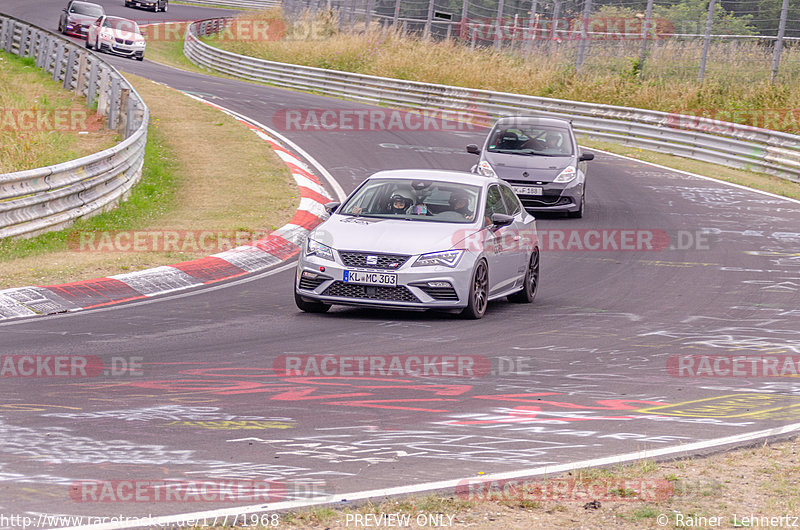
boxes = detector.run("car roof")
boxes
[366,169,507,188]
[493,115,572,129]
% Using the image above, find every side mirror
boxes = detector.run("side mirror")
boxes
[579,152,594,162]
[491,213,514,227]
[466,144,481,155]
[324,201,341,214]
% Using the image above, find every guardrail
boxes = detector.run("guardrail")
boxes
[0,14,148,240]
[179,0,280,9]
[185,17,800,184]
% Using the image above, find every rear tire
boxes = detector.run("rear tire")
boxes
[508,248,539,303]
[294,289,330,313]
[461,260,488,319]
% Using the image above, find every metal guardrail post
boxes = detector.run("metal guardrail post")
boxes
[109,75,122,130]
[97,68,110,119]
[36,35,49,69]
[87,59,99,107]
[76,53,87,96]
[20,25,30,56]
[63,48,76,90]
[52,42,64,81]
[118,88,131,136]
[3,20,14,52]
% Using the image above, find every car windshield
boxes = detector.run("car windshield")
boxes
[487,125,574,156]
[102,18,141,34]
[340,178,481,224]
[70,2,103,16]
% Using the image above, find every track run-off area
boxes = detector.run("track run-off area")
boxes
[1,1,800,527]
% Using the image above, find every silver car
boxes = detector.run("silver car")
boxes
[467,116,594,218]
[294,170,540,319]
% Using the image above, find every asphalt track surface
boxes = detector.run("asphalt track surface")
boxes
[1,1,800,526]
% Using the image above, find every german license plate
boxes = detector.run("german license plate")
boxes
[343,270,397,286]
[513,186,543,196]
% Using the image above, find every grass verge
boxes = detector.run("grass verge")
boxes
[188,436,800,528]
[0,50,116,173]
[0,73,298,289]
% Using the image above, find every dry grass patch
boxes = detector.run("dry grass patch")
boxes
[0,51,116,173]
[182,437,800,529]
[207,10,800,134]
[0,74,297,288]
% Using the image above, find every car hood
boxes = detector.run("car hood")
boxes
[312,216,482,255]
[484,152,573,182]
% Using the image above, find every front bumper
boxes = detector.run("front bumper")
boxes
[98,40,145,58]
[508,179,584,214]
[130,1,160,8]
[64,23,89,38]
[295,254,476,310]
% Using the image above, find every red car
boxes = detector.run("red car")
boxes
[58,0,104,39]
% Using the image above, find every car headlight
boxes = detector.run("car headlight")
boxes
[553,166,577,183]
[477,161,496,178]
[413,250,464,268]
[99,31,114,40]
[306,238,334,261]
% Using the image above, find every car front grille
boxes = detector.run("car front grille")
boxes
[339,252,409,270]
[115,38,133,45]
[521,195,572,207]
[417,285,459,301]
[322,282,419,303]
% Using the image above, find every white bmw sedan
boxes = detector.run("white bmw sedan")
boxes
[86,15,146,61]
[294,169,540,319]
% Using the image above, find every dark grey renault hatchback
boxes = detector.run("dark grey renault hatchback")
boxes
[467,116,594,218]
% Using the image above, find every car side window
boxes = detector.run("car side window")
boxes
[484,185,507,225]
[499,185,522,216]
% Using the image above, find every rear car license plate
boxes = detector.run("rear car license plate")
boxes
[513,186,543,196]
[343,271,397,286]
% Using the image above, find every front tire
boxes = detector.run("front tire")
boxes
[508,248,539,303]
[294,289,330,313]
[461,260,488,319]
[567,193,584,218]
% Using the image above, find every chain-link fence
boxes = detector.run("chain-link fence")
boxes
[280,0,800,84]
